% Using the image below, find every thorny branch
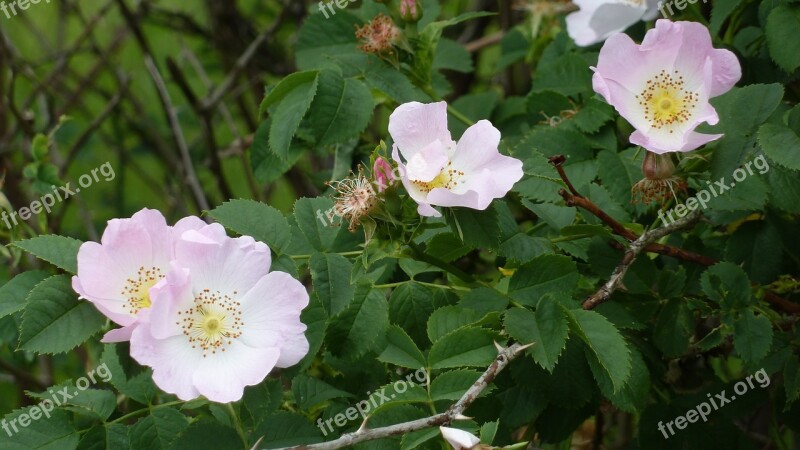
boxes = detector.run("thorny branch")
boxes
[270,343,531,450]
[548,155,800,314]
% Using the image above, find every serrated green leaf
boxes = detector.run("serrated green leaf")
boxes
[426,306,481,343]
[430,369,483,401]
[306,70,373,146]
[169,419,242,450]
[508,255,579,306]
[18,275,104,354]
[269,76,319,159]
[260,70,319,118]
[291,375,352,411]
[0,406,79,450]
[428,327,499,370]
[504,301,568,372]
[208,199,292,253]
[128,407,188,450]
[326,284,388,360]
[700,262,752,310]
[765,5,800,73]
[758,123,800,170]
[14,235,82,274]
[0,270,50,319]
[733,310,773,365]
[310,252,354,316]
[568,309,631,393]
[256,411,324,448]
[447,205,501,249]
[378,325,427,369]
[389,283,436,348]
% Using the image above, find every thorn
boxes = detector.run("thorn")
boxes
[494,341,505,353]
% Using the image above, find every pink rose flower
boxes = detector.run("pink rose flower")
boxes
[567,0,660,47]
[388,102,523,217]
[72,209,205,343]
[129,223,309,403]
[592,19,741,153]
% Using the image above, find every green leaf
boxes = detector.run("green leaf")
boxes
[733,310,773,365]
[13,235,82,274]
[504,301,569,372]
[758,123,800,170]
[389,283,436,348]
[766,164,800,214]
[291,375,352,411]
[531,53,592,96]
[361,61,427,103]
[18,275,105,354]
[430,369,484,401]
[100,344,157,405]
[595,350,650,413]
[447,205,501,249]
[76,424,129,450]
[310,253,354,316]
[567,309,631,393]
[725,220,782,284]
[128,407,188,450]
[250,118,305,184]
[0,407,79,450]
[208,200,292,254]
[0,270,50,319]
[426,306,481,343]
[378,325,427,369]
[255,411,324,448]
[428,327,499,370]
[508,255,579,306]
[260,70,319,118]
[326,283,388,360]
[653,298,694,357]
[293,197,361,252]
[765,5,800,73]
[243,379,282,427]
[295,11,363,71]
[710,0,744,35]
[169,419,242,450]
[433,38,473,73]
[306,70,373,146]
[269,75,319,159]
[700,262,752,310]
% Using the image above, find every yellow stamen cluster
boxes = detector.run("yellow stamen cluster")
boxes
[411,162,464,193]
[636,70,698,133]
[121,266,163,314]
[176,289,243,357]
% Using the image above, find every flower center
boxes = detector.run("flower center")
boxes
[120,266,163,315]
[636,70,698,133]
[411,163,463,193]
[177,289,243,357]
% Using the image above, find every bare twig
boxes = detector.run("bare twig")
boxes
[272,343,530,450]
[144,57,211,212]
[583,210,702,309]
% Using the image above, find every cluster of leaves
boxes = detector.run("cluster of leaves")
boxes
[1,0,800,449]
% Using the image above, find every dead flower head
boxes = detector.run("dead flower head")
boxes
[355,14,400,55]
[327,168,379,231]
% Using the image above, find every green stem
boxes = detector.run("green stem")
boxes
[290,250,363,260]
[226,403,248,448]
[109,401,184,424]
[447,105,475,127]
[407,241,474,283]
[374,280,470,291]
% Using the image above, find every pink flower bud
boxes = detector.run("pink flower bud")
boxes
[373,157,395,192]
[400,0,422,22]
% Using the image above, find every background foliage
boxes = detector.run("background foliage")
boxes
[1,0,799,449]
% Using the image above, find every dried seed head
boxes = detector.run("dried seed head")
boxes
[328,168,379,231]
[355,14,400,55]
